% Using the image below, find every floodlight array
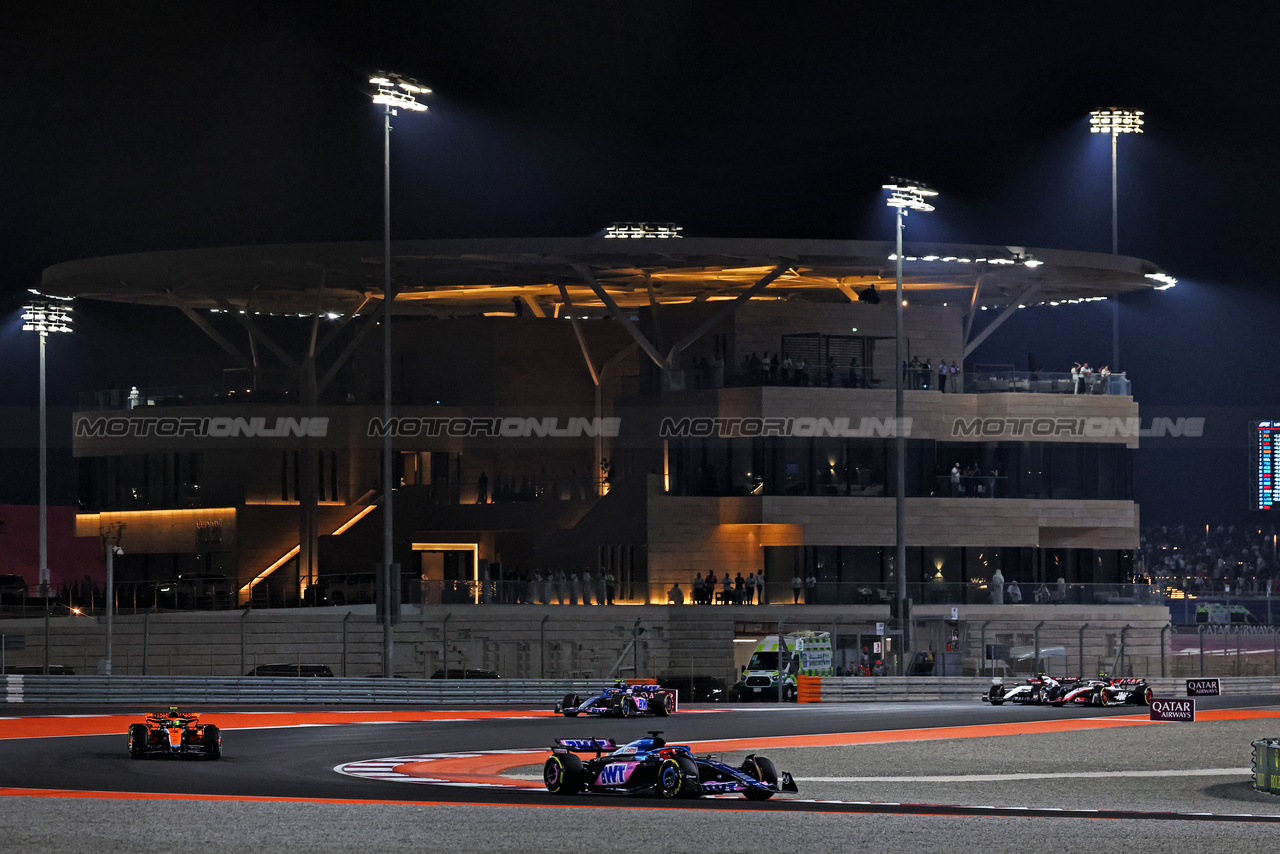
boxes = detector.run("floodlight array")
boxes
[604,222,684,238]
[22,301,74,335]
[370,72,430,112]
[883,181,937,212]
[1090,109,1144,134]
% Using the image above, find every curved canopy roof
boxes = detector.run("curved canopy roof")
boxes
[40,237,1174,317]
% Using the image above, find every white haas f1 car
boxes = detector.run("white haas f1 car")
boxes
[1052,676,1153,707]
[984,674,1064,706]
[556,682,677,717]
[544,732,798,800]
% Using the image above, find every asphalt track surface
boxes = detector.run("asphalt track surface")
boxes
[4,696,1280,852]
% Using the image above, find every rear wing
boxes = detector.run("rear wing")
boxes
[1109,678,1148,686]
[554,737,617,754]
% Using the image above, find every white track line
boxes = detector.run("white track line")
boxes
[798,768,1250,783]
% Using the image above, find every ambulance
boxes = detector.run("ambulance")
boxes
[734,631,833,701]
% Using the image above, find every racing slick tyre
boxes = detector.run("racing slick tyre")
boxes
[657,758,687,799]
[987,686,1004,706]
[560,692,580,716]
[543,753,585,795]
[202,724,222,760]
[128,724,148,759]
[1139,685,1154,706]
[614,696,636,718]
[654,692,675,717]
[741,755,779,801]
[1095,688,1108,707]
[675,755,701,797]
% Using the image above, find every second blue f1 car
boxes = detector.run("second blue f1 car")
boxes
[556,682,677,717]
[543,731,798,800]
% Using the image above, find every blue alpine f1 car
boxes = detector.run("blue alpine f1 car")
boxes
[556,682,677,717]
[542,731,798,800]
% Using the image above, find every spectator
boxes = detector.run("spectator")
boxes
[1007,578,1022,604]
[721,572,733,604]
[668,583,684,605]
[806,571,816,603]
[792,572,803,604]
[745,570,757,604]
[990,567,1005,604]
[693,572,706,605]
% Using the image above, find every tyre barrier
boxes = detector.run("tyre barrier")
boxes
[2,675,614,706]
[1255,739,1280,795]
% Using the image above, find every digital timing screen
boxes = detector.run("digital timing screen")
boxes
[1257,421,1280,510]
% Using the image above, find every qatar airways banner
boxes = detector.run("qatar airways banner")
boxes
[1185,678,1220,696]
[1149,698,1196,722]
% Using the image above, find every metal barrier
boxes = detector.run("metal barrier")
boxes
[798,675,1280,703]
[2,675,614,706]
[1254,739,1280,795]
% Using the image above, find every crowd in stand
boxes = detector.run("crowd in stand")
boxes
[1137,522,1278,596]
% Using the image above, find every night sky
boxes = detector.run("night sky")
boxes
[2,2,1278,524]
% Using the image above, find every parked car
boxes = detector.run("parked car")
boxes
[246,663,334,677]
[0,574,28,605]
[430,668,499,679]
[659,675,727,703]
[2,664,75,675]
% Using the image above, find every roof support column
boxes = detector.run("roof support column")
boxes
[963,281,1042,358]
[664,262,788,367]
[572,263,670,370]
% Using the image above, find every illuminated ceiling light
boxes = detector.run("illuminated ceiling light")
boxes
[1090,108,1144,134]
[1146,272,1178,290]
[921,255,940,261]
[604,222,683,238]
[1023,258,1044,268]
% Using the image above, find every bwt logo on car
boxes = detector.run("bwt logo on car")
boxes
[366,416,620,438]
[659,416,912,439]
[597,763,635,785]
[951,416,1204,439]
[75,416,329,439]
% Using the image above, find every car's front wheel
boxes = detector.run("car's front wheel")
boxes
[1096,689,1109,707]
[560,692,580,716]
[544,753,584,795]
[654,692,674,717]
[741,754,778,800]
[657,758,686,798]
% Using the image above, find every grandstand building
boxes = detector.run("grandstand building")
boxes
[47,236,1173,607]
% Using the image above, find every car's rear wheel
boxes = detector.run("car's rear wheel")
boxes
[544,753,584,795]
[128,724,148,759]
[202,724,221,760]
[741,755,778,800]
[657,758,686,798]
[1140,686,1154,706]
[560,692,579,716]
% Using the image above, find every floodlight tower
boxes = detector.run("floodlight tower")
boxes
[369,72,429,678]
[21,297,73,606]
[883,181,936,674]
[1089,108,1143,371]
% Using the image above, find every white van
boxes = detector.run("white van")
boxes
[734,631,833,701]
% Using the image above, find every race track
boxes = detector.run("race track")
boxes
[3,696,1280,852]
